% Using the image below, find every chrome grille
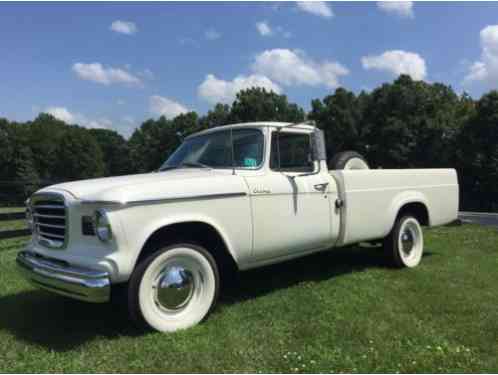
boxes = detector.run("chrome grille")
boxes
[31,193,67,249]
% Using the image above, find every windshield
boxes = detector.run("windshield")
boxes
[159,128,264,170]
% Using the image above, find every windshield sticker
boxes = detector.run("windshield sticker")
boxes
[244,158,257,167]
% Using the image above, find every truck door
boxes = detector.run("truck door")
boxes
[245,129,332,261]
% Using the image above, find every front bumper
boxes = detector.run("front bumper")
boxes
[16,251,111,303]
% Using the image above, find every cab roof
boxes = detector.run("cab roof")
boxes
[188,121,315,138]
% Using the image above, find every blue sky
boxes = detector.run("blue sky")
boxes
[1,1,498,137]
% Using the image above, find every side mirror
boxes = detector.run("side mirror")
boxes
[311,128,327,161]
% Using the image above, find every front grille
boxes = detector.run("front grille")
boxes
[31,193,67,249]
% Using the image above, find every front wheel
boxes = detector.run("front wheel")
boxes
[128,243,219,332]
[384,215,424,268]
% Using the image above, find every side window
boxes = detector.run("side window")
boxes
[232,129,264,168]
[270,132,314,172]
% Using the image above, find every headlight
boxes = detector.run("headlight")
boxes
[26,207,34,232]
[94,209,112,242]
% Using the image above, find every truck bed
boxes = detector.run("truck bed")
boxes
[330,169,459,246]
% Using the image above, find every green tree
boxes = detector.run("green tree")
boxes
[0,119,38,203]
[88,128,131,176]
[128,112,201,173]
[199,103,231,129]
[457,91,498,211]
[229,88,305,123]
[361,75,464,168]
[171,111,201,138]
[54,126,105,181]
[309,88,367,159]
[129,117,174,173]
[14,146,40,201]
[28,114,68,180]
[0,118,17,182]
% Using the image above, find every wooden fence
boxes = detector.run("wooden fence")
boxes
[0,210,30,240]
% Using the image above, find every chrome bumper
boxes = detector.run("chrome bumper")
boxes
[16,251,111,303]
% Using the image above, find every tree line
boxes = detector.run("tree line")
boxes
[0,75,497,211]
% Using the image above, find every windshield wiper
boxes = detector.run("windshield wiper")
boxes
[157,165,178,172]
[158,162,211,172]
[180,162,212,169]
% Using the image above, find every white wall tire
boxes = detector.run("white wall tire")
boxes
[128,243,219,332]
[384,215,424,268]
[343,157,369,170]
[329,151,370,170]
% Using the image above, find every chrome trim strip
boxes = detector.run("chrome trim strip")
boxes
[38,230,65,239]
[126,192,247,206]
[80,200,123,206]
[16,251,110,303]
[80,192,248,206]
[34,213,65,219]
[36,222,65,229]
[33,204,64,209]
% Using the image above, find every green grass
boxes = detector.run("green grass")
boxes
[0,220,27,231]
[0,224,497,373]
[0,207,25,213]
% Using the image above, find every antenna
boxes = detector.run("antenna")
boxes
[230,126,236,175]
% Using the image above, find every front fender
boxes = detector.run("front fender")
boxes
[131,213,240,270]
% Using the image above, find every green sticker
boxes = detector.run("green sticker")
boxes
[244,158,257,167]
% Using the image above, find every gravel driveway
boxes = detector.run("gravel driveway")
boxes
[459,212,498,228]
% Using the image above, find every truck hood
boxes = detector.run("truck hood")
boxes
[39,169,248,203]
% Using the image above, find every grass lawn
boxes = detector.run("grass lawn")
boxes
[0,220,27,231]
[0,224,497,373]
[0,207,25,213]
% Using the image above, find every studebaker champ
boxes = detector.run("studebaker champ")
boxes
[17,121,459,332]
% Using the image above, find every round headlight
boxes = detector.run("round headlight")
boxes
[94,209,112,242]
[26,208,34,232]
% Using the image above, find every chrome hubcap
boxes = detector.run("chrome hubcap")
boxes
[401,228,415,256]
[154,265,194,311]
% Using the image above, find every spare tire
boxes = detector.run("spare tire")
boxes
[329,151,369,170]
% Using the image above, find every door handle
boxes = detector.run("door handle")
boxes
[313,182,329,192]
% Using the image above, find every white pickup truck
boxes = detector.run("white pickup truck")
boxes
[17,121,459,332]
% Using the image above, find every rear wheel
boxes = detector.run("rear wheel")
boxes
[384,215,424,268]
[128,243,219,332]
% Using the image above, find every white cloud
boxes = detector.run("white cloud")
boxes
[122,115,135,124]
[296,2,333,18]
[256,21,272,36]
[361,50,427,80]
[198,74,282,104]
[205,29,221,40]
[110,20,138,35]
[72,62,142,86]
[252,49,348,88]
[46,107,75,123]
[256,21,291,38]
[149,95,189,118]
[85,118,113,129]
[464,25,498,87]
[377,2,414,18]
[46,106,112,129]
[119,116,138,138]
